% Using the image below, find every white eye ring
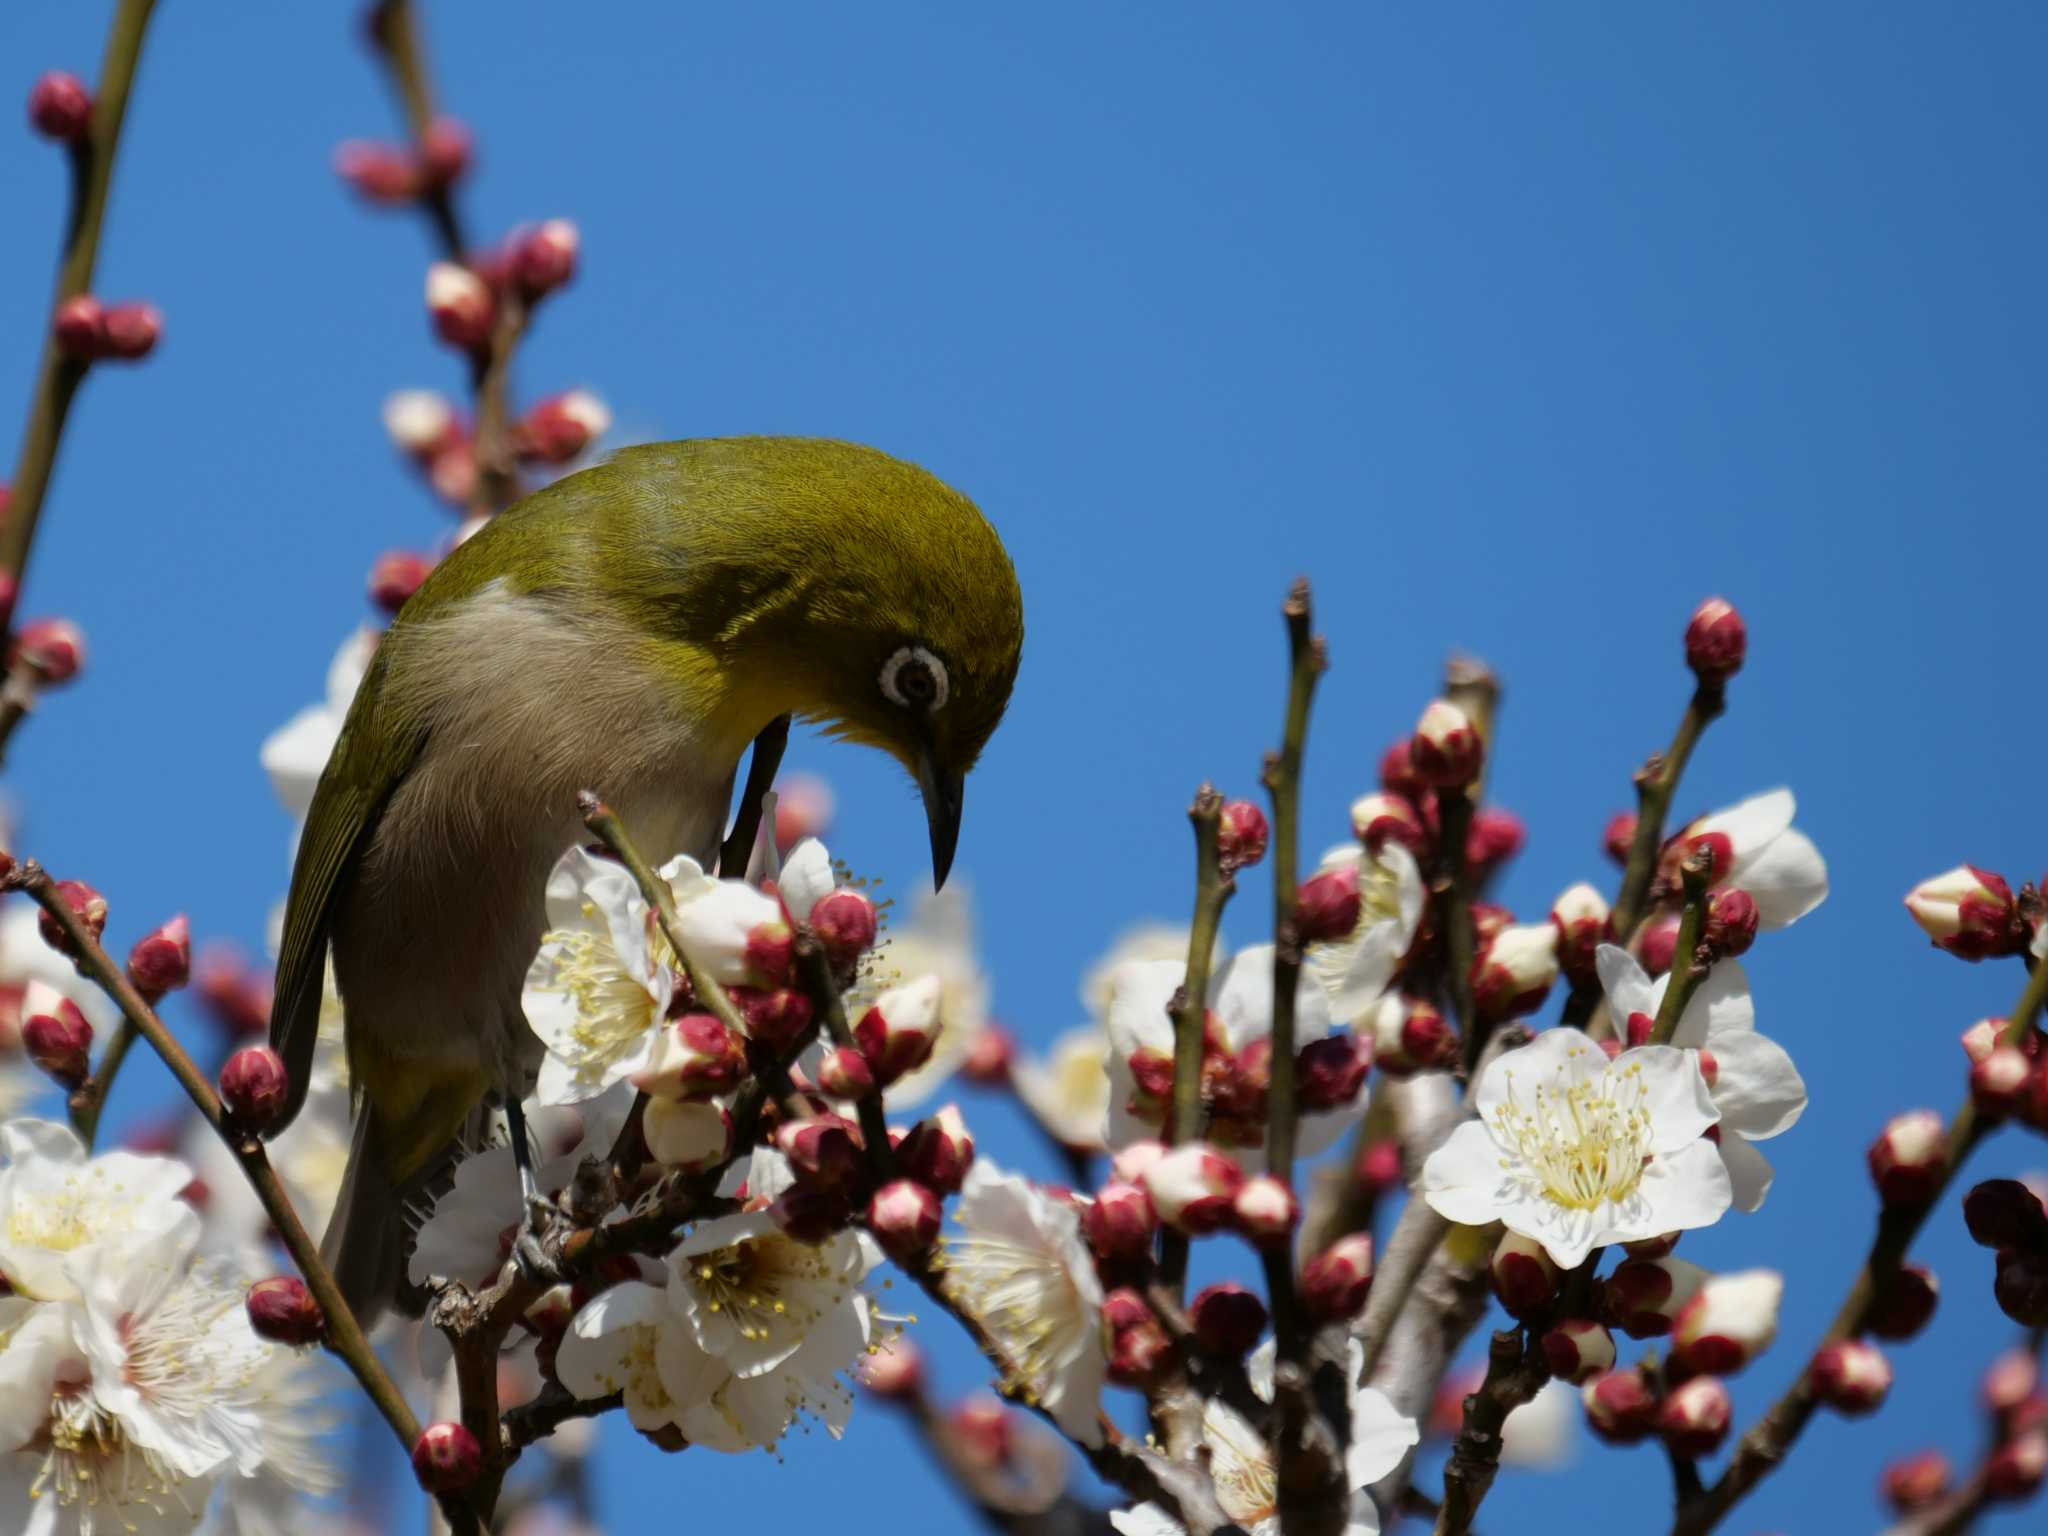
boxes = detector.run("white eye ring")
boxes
[880,645,949,711]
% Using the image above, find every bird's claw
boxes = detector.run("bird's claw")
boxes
[512,1195,565,1288]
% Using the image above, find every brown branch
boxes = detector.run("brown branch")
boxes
[502,1386,623,1454]
[1672,957,2048,1535]
[1433,1329,1548,1535]
[66,1014,137,1148]
[1648,845,1715,1045]
[3,861,480,1536]
[1262,579,1324,1190]
[365,0,467,258]
[0,0,162,767]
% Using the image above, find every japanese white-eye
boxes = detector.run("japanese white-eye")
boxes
[271,437,1024,1318]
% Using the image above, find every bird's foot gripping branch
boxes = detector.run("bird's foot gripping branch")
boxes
[10,570,2048,1536]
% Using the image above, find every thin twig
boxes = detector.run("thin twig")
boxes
[1648,846,1715,1045]
[67,1015,137,1148]
[1262,579,1323,1189]
[1672,958,2048,1535]
[1434,1329,1548,1536]
[4,861,480,1536]
[502,1387,623,1454]
[365,0,467,257]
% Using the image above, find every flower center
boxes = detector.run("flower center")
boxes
[942,1237,1087,1407]
[1490,1055,1654,1211]
[690,1242,790,1344]
[539,925,659,1059]
[36,1393,197,1522]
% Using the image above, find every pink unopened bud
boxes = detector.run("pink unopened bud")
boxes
[1964,1179,2048,1251]
[1868,1109,1947,1207]
[1603,811,1638,866]
[1410,698,1482,788]
[1191,1283,1267,1357]
[1365,994,1457,1077]
[1702,888,1759,959]
[1810,1339,1892,1415]
[867,1179,942,1259]
[1491,1231,1560,1320]
[731,985,811,1051]
[1673,1270,1782,1375]
[1905,865,2025,960]
[809,887,879,965]
[220,1046,291,1132]
[368,550,435,614]
[382,389,461,459]
[1868,1263,1939,1341]
[858,1337,924,1399]
[1083,1180,1157,1261]
[1217,798,1270,871]
[412,1420,482,1492]
[642,1096,732,1171]
[1973,1046,2034,1118]
[1638,910,1683,976]
[1111,1140,1168,1186]
[1881,1450,1953,1514]
[856,974,944,1085]
[53,295,106,358]
[1986,1430,2048,1502]
[245,1276,325,1346]
[897,1104,975,1195]
[1550,883,1613,985]
[418,116,472,188]
[949,1397,1015,1467]
[23,983,92,1088]
[1300,1232,1375,1323]
[1104,1287,1172,1385]
[517,390,612,465]
[1141,1143,1243,1235]
[1466,807,1525,872]
[960,1025,1014,1084]
[1985,1349,2041,1414]
[1469,923,1559,1024]
[512,219,580,298]
[776,1113,866,1198]
[1541,1318,1616,1385]
[1659,1374,1732,1456]
[634,1013,744,1100]
[1606,1256,1708,1340]
[1684,597,1747,683]
[14,617,86,686]
[1995,1250,2048,1327]
[1295,865,1361,943]
[1961,1017,2010,1064]
[817,1044,876,1100]
[1295,1033,1371,1112]
[38,879,108,956]
[1233,1175,1298,1249]
[335,139,421,202]
[28,72,92,142]
[426,262,495,351]
[1584,1370,1659,1443]
[1350,791,1427,853]
[1378,738,1425,797]
[126,914,192,998]
[99,302,161,361]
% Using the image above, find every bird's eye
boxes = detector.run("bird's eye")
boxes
[880,645,949,712]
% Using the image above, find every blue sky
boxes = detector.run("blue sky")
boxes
[5,2,2047,1531]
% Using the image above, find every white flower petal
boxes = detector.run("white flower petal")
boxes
[1716,1130,1778,1213]
[1735,829,1828,930]
[1695,788,1795,850]
[778,837,837,923]
[1626,1046,1720,1152]
[1707,1030,1806,1141]
[1627,1138,1732,1237]
[1346,1385,1421,1488]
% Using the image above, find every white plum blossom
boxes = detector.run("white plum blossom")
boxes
[1011,1026,1112,1151]
[1671,788,1828,931]
[941,1159,1107,1447]
[1500,1379,1579,1469]
[665,1208,875,1380]
[1596,946,1806,1211]
[1080,924,1223,1021]
[0,1120,200,1302]
[1104,944,1357,1164]
[259,629,376,822]
[1112,1339,1418,1535]
[1421,1028,1729,1269]
[1307,840,1427,1021]
[657,854,787,988]
[525,846,673,1105]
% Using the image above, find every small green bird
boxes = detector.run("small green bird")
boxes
[271,437,1024,1319]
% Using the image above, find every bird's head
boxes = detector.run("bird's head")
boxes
[598,437,1024,888]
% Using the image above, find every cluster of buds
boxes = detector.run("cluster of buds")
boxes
[1963,1179,2048,1327]
[1122,1010,1371,1145]
[514,390,613,466]
[334,118,473,204]
[52,295,162,362]
[383,390,478,509]
[1363,994,1458,1076]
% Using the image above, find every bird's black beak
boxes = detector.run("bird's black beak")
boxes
[915,748,965,891]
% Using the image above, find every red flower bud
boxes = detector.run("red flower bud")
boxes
[731,985,813,1052]
[246,1276,325,1346]
[1379,738,1426,798]
[426,262,495,351]
[1490,1232,1560,1320]
[1468,924,1559,1024]
[1295,865,1361,944]
[775,1114,866,1199]
[1295,1033,1371,1111]
[809,887,879,964]
[220,1046,291,1132]
[866,1179,942,1259]
[1603,811,1638,866]
[368,550,436,615]
[1217,799,1269,871]
[1810,1339,1892,1415]
[23,988,93,1088]
[1701,888,1759,959]
[1606,1256,1706,1340]
[1904,865,2026,961]
[857,1337,924,1399]
[335,139,421,202]
[99,302,161,361]
[1300,1233,1374,1323]
[1232,1174,1298,1250]
[1583,1370,1658,1443]
[1366,994,1457,1076]
[1684,597,1747,683]
[1972,1045,2034,1119]
[28,72,92,142]
[1994,1249,2048,1328]
[515,390,611,465]
[1880,1450,1952,1515]
[126,914,192,998]
[960,1025,1014,1085]
[817,1044,876,1100]
[1104,1287,1172,1386]
[52,295,106,358]
[1541,1319,1616,1385]
[897,1105,974,1195]
[511,219,579,298]
[1466,807,1525,873]
[949,1398,1015,1467]
[1868,1263,1939,1341]
[38,879,108,956]
[412,1421,482,1492]
[1964,1179,2048,1251]
[418,117,472,188]
[1658,1374,1732,1456]
[1350,792,1427,853]
[1868,1109,1947,1207]
[1410,699,1482,788]
[1985,1430,2048,1502]
[1637,910,1682,976]
[1550,883,1613,985]
[1141,1143,1243,1235]
[855,975,943,1085]
[14,617,86,686]
[1083,1180,1156,1262]
[1190,1283,1267,1358]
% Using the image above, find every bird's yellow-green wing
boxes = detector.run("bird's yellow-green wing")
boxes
[269,637,427,1128]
